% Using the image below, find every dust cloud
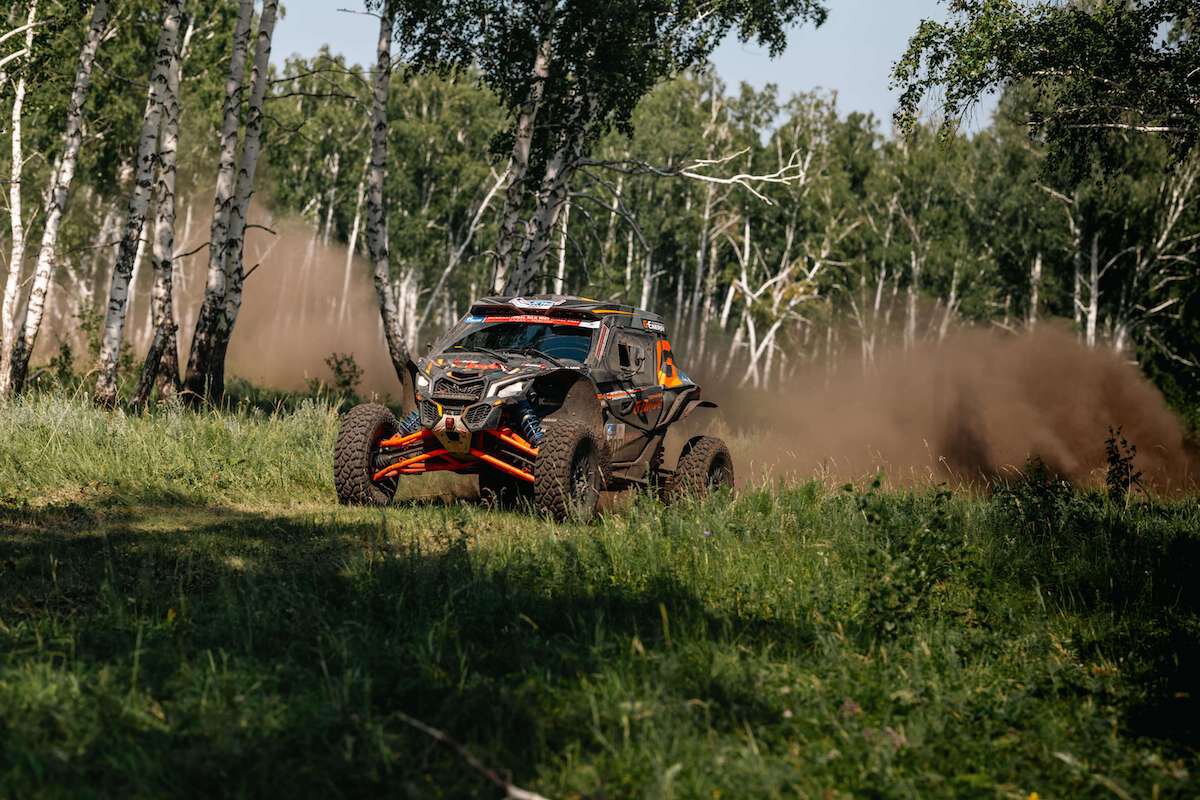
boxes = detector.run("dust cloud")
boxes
[43,208,1195,491]
[218,216,403,398]
[696,325,1197,491]
[37,202,406,398]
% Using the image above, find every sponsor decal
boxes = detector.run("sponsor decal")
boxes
[450,359,501,370]
[464,314,484,323]
[631,395,664,415]
[642,319,666,332]
[511,297,564,309]
[482,314,599,328]
[598,388,642,400]
[605,422,626,441]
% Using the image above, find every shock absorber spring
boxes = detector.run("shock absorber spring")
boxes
[398,409,420,434]
[515,400,545,446]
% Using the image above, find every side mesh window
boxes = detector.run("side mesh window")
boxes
[609,332,656,386]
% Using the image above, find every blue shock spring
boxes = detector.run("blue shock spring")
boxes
[398,409,420,435]
[515,400,545,446]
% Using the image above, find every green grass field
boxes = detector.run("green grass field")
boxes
[1,396,1198,798]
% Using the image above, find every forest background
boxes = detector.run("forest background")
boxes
[0,0,1197,434]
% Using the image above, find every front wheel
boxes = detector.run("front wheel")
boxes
[665,436,734,502]
[533,420,607,522]
[334,403,399,506]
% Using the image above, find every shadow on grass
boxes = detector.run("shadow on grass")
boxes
[0,495,812,796]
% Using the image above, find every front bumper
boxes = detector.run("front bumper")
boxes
[418,397,503,433]
[372,426,539,484]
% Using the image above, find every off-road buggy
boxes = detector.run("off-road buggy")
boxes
[334,295,733,520]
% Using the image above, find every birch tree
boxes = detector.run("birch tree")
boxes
[184,0,253,401]
[366,0,411,387]
[492,14,552,293]
[207,0,278,396]
[6,0,110,397]
[375,0,829,300]
[0,1,37,397]
[93,0,183,407]
[135,10,183,407]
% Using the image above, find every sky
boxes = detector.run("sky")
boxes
[271,0,995,131]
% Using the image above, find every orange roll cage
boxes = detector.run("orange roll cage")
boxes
[371,427,539,484]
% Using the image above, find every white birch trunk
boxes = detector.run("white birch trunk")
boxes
[219,0,277,349]
[338,148,370,328]
[601,171,623,265]
[417,166,506,329]
[135,22,182,406]
[506,106,584,295]
[624,228,634,291]
[553,195,570,295]
[321,149,340,247]
[184,0,253,398]
[94,0,182,406]
[1027,251,1042,332]
[0,0,37,397]
[493,20,552,293]
[366,0,410,387]
[7,0,108,395]
[904,250,921,351]
[1086,233,1099,348]
[639,252,654,310]
[938,262,959,342]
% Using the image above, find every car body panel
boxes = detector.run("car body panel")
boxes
[388,294,713,487]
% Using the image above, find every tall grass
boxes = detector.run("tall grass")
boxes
[1,397,1197,797]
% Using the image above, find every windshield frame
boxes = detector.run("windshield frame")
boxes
[435,313,601,366]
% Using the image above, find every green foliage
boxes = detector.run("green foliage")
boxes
[379,0,828,147]
[1105,426,1145,505]
[845,479,967,640]
[893,0,1200,171]
[0,398,1198,796]
[324,352,364,397]
[6,1,1199,413]
[303,352,366,406]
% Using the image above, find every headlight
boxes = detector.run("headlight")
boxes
[416,374,429,390]
[489,379,529,399]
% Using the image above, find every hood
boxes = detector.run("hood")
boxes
[417,350,582,397]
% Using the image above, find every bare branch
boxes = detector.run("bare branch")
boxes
[172,240,211,260]
[265,89,356,102]
[579,148,810,205]
[0,48,29,72]
[393,711,550,800]
[337,7,381,19]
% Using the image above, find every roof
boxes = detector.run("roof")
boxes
[470,294,666,331]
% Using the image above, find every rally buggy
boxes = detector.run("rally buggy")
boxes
[333,295,733,520]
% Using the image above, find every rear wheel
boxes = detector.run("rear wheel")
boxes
[334,403,399,506]
[665,436,734,501]
[533,421,606,522]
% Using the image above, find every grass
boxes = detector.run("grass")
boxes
[1,395,1198,798]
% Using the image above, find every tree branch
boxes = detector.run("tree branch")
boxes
[393,711,550,800]
[579,148,809,205]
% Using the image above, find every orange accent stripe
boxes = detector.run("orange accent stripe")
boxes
[657,339,684,389]
[394,462,474,474]
[485,428,539,458]
[377,429,432,449]
[373,448,448,481]
[470,448,535,483]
